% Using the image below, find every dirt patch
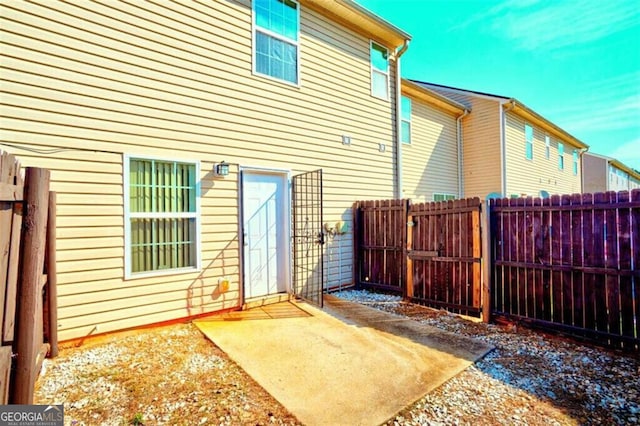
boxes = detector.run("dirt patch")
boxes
[35,323,300,425]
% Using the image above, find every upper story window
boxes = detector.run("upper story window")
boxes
[525,124,533,160]
[401,96,411,144]
[253,0,300,84]
[572,150,579,175]
[558,143,564,170]
[545,135,550,159]
[370,41,389,100]
[125,157,200,278]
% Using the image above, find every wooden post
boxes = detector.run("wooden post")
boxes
[12,167,50,404]
[352,202,360,289]
[46,192,58,357]
[406,213,414,299]
[472,199,481,308]
[481,199,492,323]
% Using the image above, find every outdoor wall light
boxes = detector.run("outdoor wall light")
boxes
[214,161,229,177]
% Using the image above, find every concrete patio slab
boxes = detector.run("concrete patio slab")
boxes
[195,295,493,426]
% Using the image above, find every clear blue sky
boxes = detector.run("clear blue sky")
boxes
[357,0,640,171]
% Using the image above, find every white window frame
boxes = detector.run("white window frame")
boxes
[123,154,202,279]
[370,40,390,101]
[525,123,533,160]
[545,135,550,159]
[558,143,564,170]
[401,95,411,144]
[252,0,301,86]
[433,193,456,202]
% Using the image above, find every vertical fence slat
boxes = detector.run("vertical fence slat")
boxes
[571,193,585,330]
[605,192,621,339]
[12,167,50,404]
[617,191,634,345]
[582,193,596,332]
[593,192,609,332]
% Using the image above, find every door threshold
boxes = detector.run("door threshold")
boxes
[243,293,293,310]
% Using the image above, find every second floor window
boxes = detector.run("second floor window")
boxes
[254,0,299,84]
[573,150,579,175]
[371,41,389,100]
[401,96,411,143]
[525,124,533,160]
[558,143,564,170]
[545,135,550,159]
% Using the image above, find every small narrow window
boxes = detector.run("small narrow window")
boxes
[370,41,389,100]
[253,0,300,84]
[558,143,564,170]
[525,124,533,160]
[433,193,456,201]
[545,135,550,159]
[572,150,579,175]
[125,157,200,277]
[401,96,411,144]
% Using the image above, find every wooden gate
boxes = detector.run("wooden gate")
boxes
[406,198,483,315]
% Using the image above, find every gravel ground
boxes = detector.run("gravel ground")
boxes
[334,289,640,426]
[35,291,639,425]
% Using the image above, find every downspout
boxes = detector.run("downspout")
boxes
[394,39,410,199]
[500,99,516,196]
[456,109,469,198]
[578,147,589,192]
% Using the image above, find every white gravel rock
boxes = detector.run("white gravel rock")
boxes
[333,289,640,426]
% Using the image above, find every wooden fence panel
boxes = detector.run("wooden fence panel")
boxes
[353,199,408,292]
[491,190,640,351]
[0,150,56,403]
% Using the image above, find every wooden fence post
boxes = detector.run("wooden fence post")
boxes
[405,211,414,300]
[12,167,50,404]
[472,199,482,308]
[481,199,492,323]
[46,191,58,357]
[352,201,360,289]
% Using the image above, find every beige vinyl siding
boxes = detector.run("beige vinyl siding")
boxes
[582,153,608,193]
[401,96,459,201]
[1,0,398,340]
[504,111,581,196]
[456,97,503,198]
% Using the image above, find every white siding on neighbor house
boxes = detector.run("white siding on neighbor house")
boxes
[0,0,399,340]
[504,111,581,196]
[401,97,459,201]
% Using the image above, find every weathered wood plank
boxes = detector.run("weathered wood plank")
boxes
[12,167,50,404]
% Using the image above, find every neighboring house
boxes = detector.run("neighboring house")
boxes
[0,0,411,341]
[583,152,640,193]
[400,79,469,201]
[412,81,588,199]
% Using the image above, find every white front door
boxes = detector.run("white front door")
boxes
[242,171,288,299]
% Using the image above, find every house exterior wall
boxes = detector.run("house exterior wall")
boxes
[608,165,640,191]
[0,0,400,340]
[504,111,582,196]
[458,97,502,198]
[582,153,608,193]
[401,96,459,201]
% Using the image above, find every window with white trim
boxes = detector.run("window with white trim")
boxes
[125,157,200,276]
[253,0,299,84]
[558,143,564,170]
[433,193,456,201]
[545,135,550,159]
[370,41,389,100]
[401,95,411,144]
[525,124,533,160]
[572,150,579,175]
